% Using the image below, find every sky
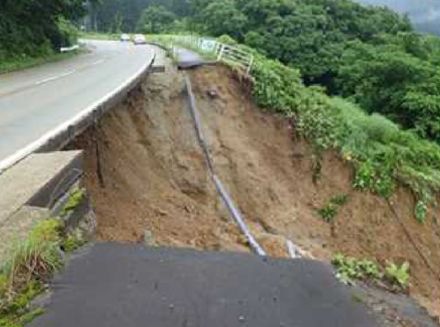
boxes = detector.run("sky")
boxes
[356,0,440,23]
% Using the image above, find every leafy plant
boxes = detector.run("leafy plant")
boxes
[332,253,382,285]
[385,261,410,289]
[61,230,86,253]
[332,254,410,290]
[61,188,86,217]
[318,194,348,222]
[414,200,428,223]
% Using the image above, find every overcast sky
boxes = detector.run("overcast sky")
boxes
[355,0,440,23]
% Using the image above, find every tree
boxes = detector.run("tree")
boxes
[136,5,176,33]
[199,0,247,38]
[0,0,87,60]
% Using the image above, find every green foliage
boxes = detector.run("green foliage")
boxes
[2,225,63,294]
[332,254,410,290]
[332,253,382,285]
[385,261,410,289]
[0,219,64,326]
[136,5,176,34]
[0,215,89,326]
[61,188,86,217]
[318,194,348,222]
[0,282,45,327]
[0,0,85,63]
[61,230,86,253]
[414,201,428,223]
[317,205,338,223]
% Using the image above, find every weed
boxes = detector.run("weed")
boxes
[318,204,338,222]
[61,229,86,253]
[61,188,86,217]
[318,194,348,222]
[332,253,382,285]
[414,200,428,223]
[385,261,410,289]
[332,253,410,290]
[331,194,348,206]
[0,219,65,326]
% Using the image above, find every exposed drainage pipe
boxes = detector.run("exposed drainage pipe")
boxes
[184,74,266,257]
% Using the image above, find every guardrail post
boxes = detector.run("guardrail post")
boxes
[217,44,225,62]
[246,56,254,75]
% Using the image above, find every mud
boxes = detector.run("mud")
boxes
[69,62,440,324]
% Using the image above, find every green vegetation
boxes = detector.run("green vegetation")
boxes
[332,253,410,290]
[385,261,410,289]
[318,194,348,222]
[0,219,62,326]
[332,253,382,285]
[1,1,90,73]
[91,0,190,33]
[0,216,88,326]
[0,50,81,75]
[60,188,86,217]
[137,5,176,34]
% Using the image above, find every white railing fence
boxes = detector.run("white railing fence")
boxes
[160,35,254,74]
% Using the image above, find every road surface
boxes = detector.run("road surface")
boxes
[29,244,378,327]
[0,40,156,167]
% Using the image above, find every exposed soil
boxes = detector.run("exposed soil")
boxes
[69,62,440,325]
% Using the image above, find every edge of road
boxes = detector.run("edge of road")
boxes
[0,47,157,174]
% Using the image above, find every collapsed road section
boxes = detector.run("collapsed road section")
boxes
[58,53,440,326]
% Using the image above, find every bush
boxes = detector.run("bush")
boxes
[385,261,410,289]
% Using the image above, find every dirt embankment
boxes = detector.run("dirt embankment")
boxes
[69,63,440,322]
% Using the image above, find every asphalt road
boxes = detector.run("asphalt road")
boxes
[29,244,379,327]
[0,40,156,166]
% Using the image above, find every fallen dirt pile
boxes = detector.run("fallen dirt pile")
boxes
[70,63,440,323]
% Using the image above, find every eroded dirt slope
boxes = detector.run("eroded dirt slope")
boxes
[69,63,440,323]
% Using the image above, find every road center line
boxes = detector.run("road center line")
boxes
[34,69,76,86]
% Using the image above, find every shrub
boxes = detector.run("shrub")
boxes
[332,253,382,285]
[385,261,410,289]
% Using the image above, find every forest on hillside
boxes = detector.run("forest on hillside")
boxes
[93,0,440,146]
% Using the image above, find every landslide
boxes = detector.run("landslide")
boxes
[69,63,440,323]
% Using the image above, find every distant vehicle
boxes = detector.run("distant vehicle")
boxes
[120,34,131,42]
[133,34,146,45]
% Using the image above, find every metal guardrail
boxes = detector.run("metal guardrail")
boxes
[60,45,80,53]
[165,35,254,74]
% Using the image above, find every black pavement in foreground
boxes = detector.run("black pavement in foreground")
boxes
[29,243,378,327]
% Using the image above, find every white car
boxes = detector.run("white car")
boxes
[120,34,131,42]
[133,34,146,45]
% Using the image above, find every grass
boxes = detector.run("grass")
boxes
[60,188,86,217]
[0,217,87,326]
[0,50,82,75]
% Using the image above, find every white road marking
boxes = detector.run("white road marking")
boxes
[32,58,105,87]
[34,70,76,86]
